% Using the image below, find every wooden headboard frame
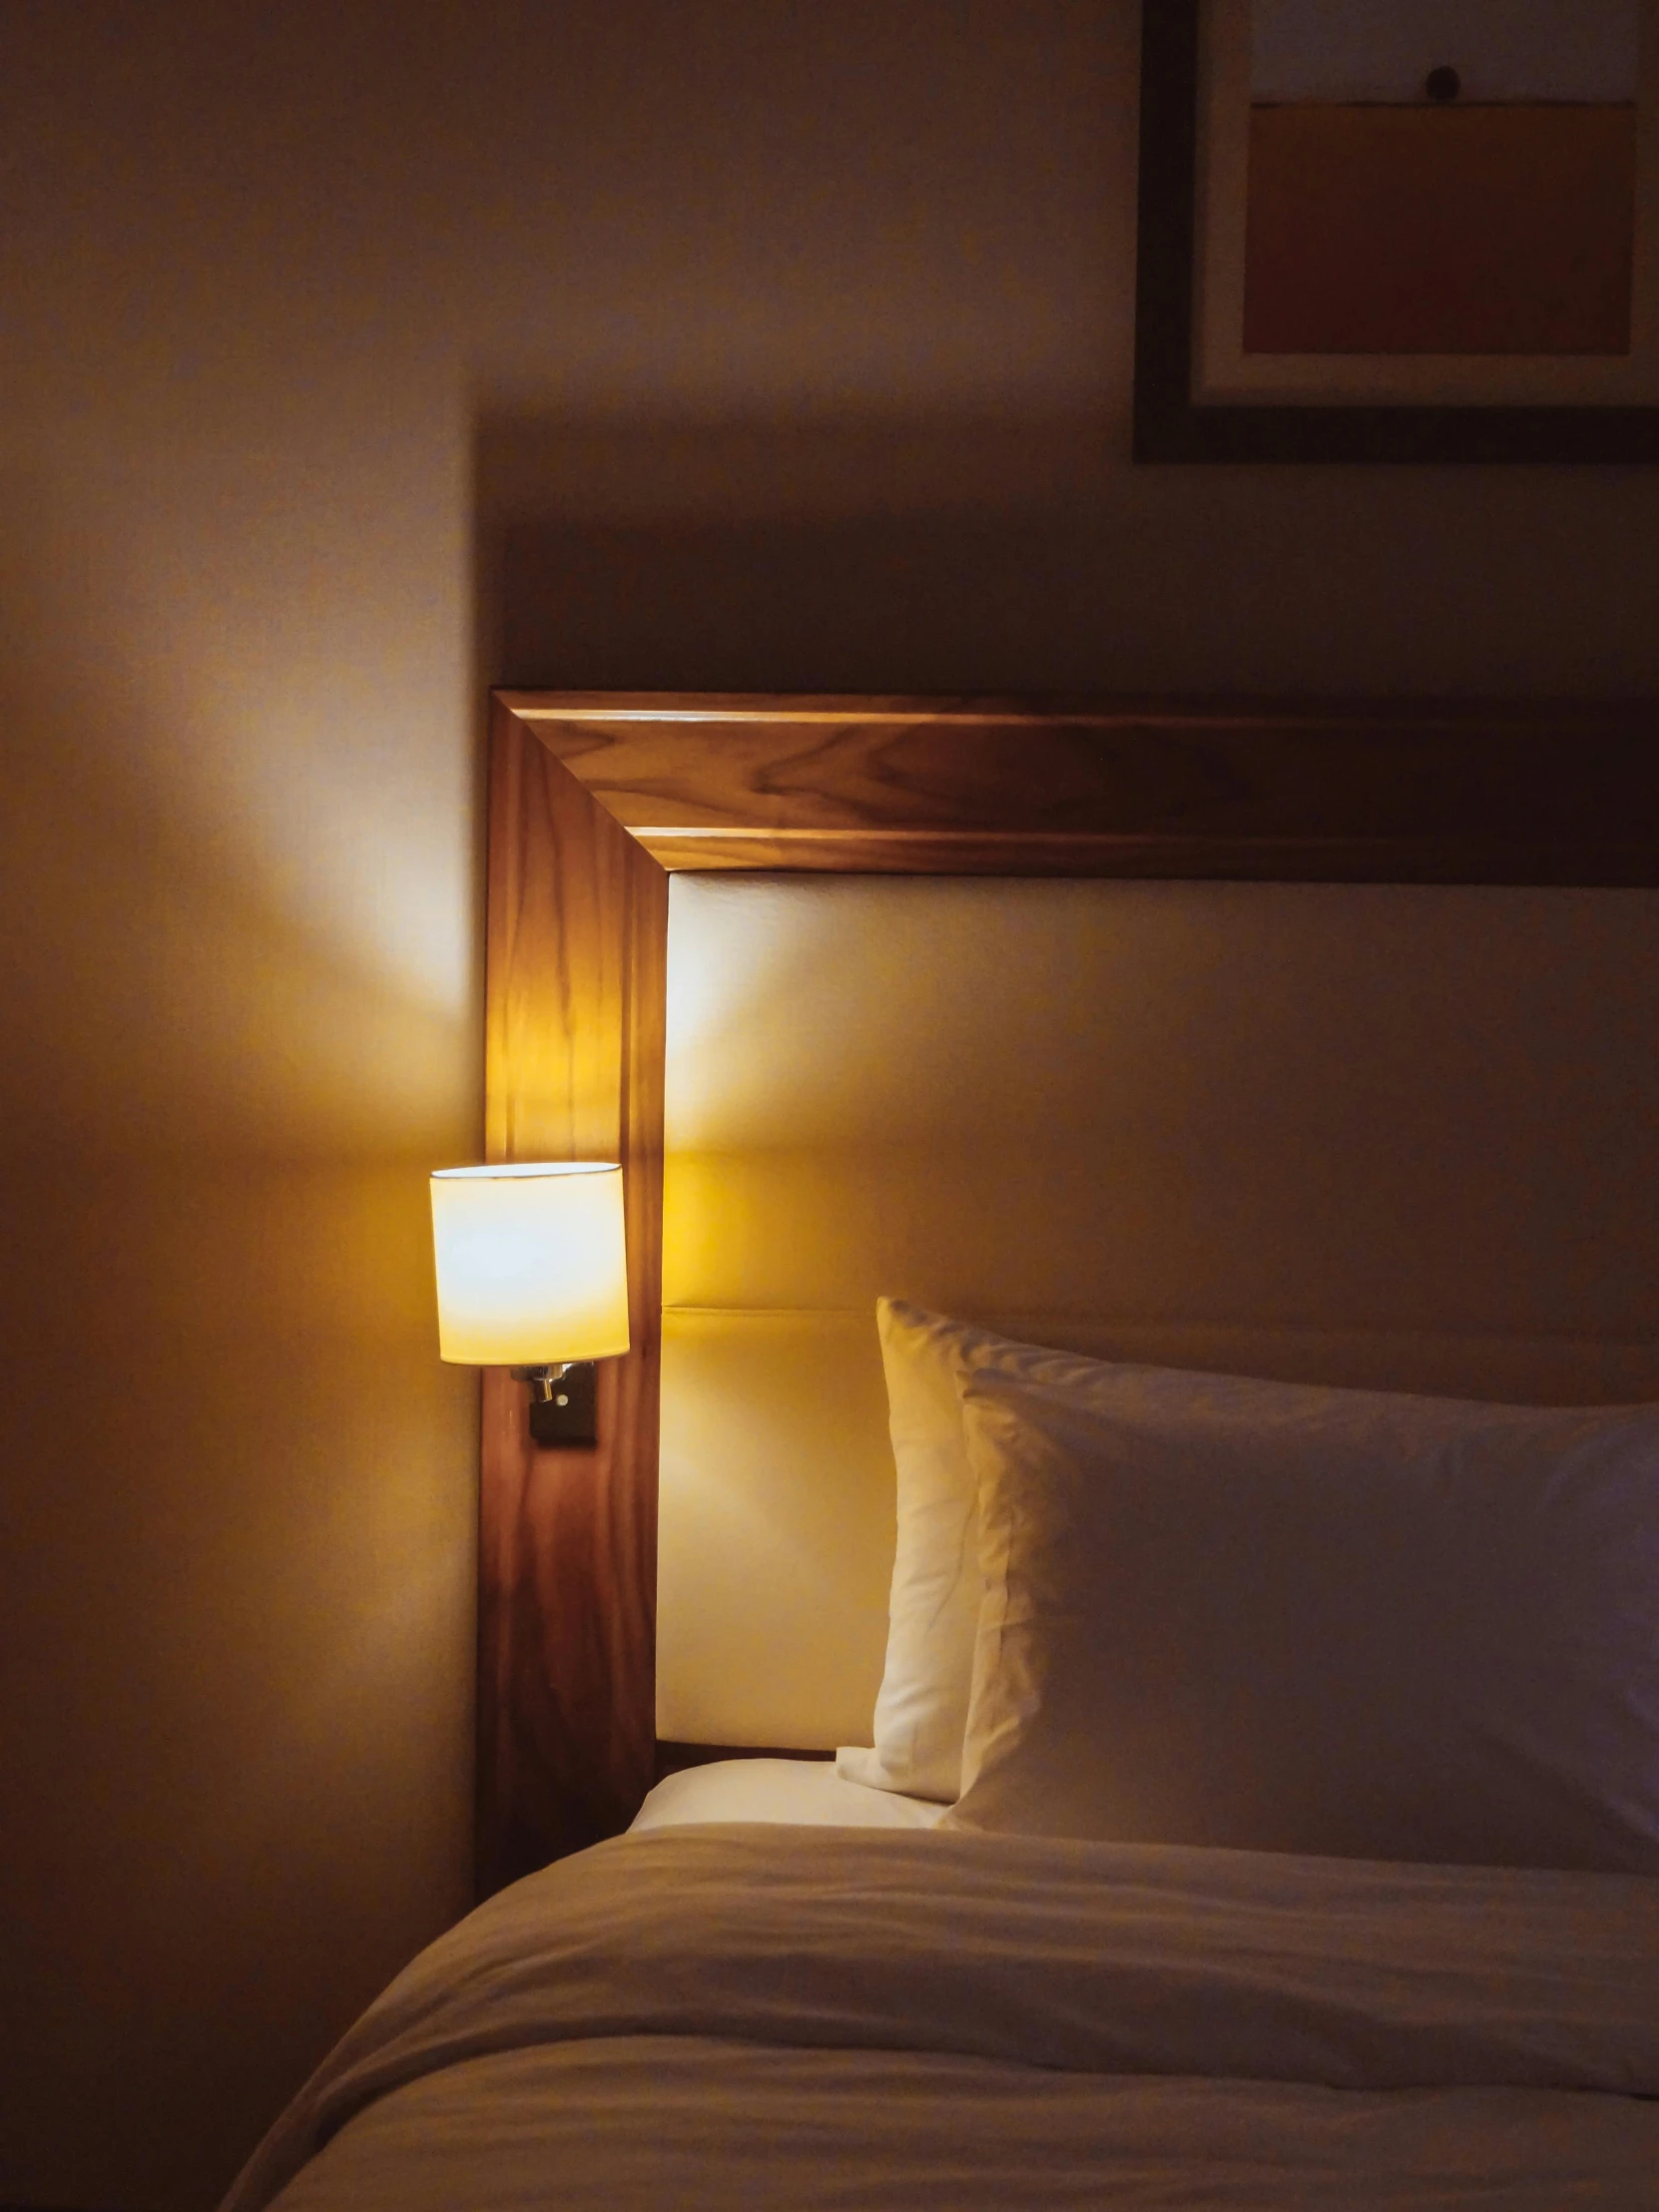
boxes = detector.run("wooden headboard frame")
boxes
[479,689,1657,1894]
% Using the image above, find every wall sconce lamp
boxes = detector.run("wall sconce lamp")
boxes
[429,1162,630,1447]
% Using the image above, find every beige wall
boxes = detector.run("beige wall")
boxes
[3,5,1658,2208]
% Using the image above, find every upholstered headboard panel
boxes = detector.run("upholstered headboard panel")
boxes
[658,874,1659,1749]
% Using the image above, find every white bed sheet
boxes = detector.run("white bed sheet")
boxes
[631,1755,944,1833]
[227,1826,1659,2212]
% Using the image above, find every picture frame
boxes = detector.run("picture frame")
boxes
[1134,0,1659,462]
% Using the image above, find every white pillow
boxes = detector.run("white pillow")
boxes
[836,1301,1167,1802]
[945,1368,1659,1872]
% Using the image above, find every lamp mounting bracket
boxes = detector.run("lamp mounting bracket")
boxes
[509,1363,599,1449]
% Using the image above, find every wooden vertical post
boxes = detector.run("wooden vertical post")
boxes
[476,700,667,1894]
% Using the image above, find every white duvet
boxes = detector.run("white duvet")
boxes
[227,1826,1659,2211]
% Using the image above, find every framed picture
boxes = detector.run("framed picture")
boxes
[1134,0,1659,460]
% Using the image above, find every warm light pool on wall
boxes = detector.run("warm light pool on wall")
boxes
[429,1163,629,1447]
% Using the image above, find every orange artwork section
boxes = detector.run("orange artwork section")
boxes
[1244,104,1636,355]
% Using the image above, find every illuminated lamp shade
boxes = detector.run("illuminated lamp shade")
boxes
[430,1164,629,1447]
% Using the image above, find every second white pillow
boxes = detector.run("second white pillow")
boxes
[837,1301,1190,1802]
[946,1367,1659,1871]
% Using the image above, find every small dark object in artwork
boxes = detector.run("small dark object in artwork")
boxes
[1424,66,1461,103]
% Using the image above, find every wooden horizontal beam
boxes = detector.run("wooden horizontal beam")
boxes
[500,693,1659,884]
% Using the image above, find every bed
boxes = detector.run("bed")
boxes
[225,694,1659,2210]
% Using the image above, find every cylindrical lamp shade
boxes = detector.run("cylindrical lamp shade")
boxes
[430,1163,630,1366]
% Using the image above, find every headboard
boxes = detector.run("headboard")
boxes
[479,691,1659,1895]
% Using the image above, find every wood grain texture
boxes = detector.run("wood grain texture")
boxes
[621,832,1656,880]
[478,698,666,1895]
[499,693,1659,883]
[483,687,1659,1890]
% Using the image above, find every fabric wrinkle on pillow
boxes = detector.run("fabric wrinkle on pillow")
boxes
[837,1300,1203,1804]
[944,1367,1659,1874]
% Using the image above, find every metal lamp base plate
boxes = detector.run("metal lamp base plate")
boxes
[521,1361,598,1448]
